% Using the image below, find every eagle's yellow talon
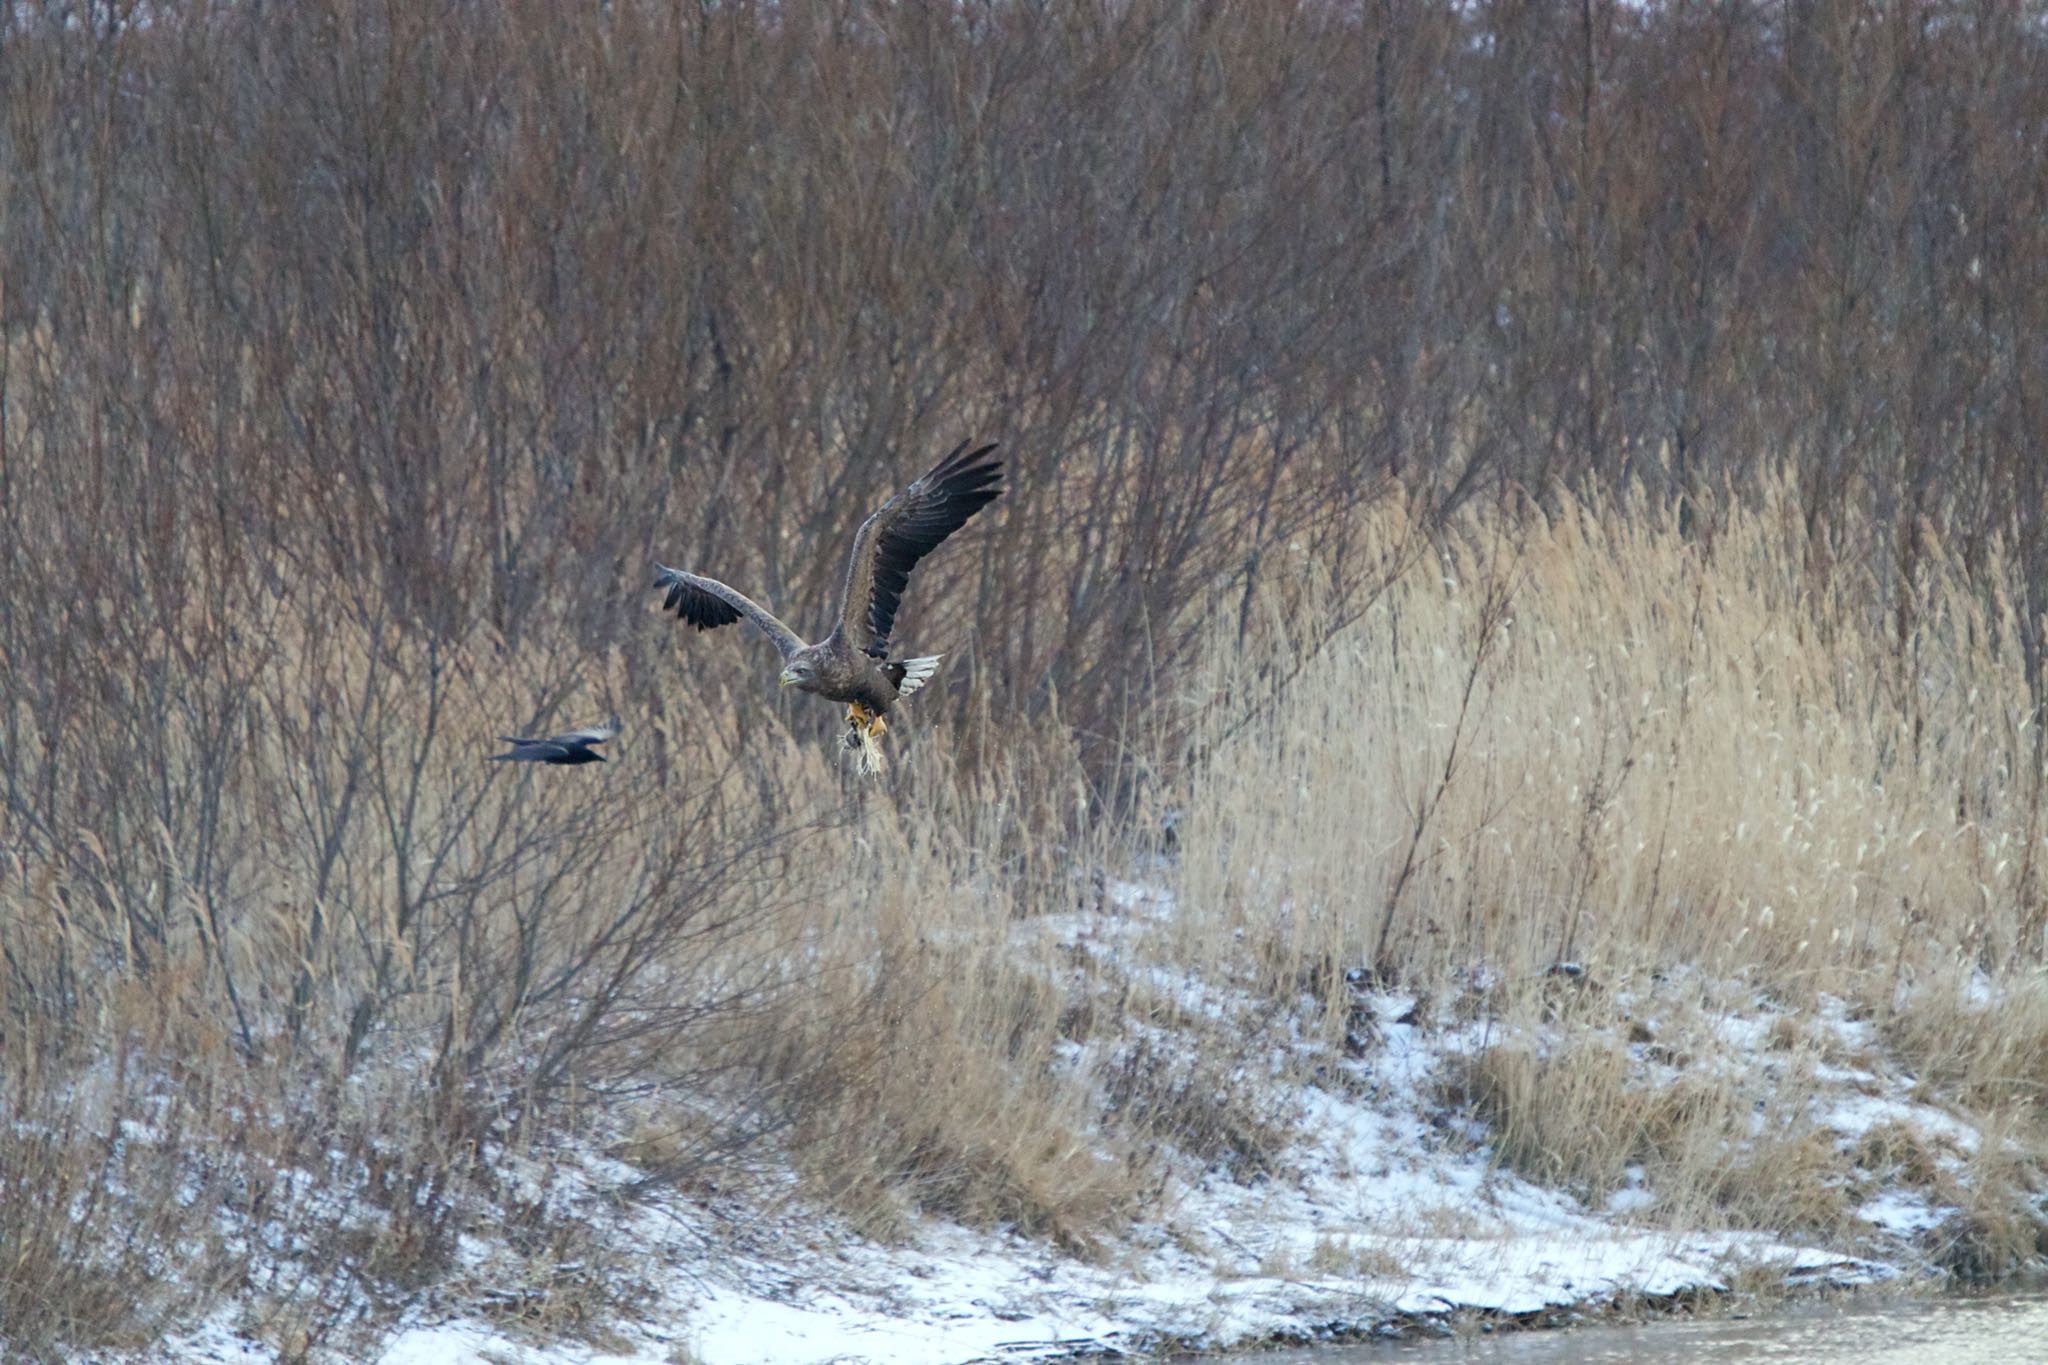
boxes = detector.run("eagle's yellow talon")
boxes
[841,702,887,773]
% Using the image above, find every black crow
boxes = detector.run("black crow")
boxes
[489,717,621,765]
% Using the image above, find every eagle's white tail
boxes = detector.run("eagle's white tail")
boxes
[896,654,942,697]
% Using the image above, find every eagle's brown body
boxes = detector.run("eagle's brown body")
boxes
[790,644,920,714]
[653,441,1002,763]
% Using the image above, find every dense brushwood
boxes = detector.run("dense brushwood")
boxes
[4,2,2048,1355]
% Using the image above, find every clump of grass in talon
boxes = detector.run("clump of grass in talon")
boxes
[845,702,890,775]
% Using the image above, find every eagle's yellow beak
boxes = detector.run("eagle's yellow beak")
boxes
[779,669,797,688]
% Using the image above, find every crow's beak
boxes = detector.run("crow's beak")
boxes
[779,669,797,688]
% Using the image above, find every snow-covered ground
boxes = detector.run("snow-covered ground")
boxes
[144,886,1993,1365]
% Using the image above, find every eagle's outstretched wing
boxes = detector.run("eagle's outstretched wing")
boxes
[653,567,805,661]
[836,441,1003,657]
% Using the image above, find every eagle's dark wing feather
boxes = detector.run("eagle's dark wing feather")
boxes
[838,441,1003,656]
[653,567,804,661]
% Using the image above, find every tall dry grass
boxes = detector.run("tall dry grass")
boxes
[1176,483,2042,993]
[1162,481,2048,1255]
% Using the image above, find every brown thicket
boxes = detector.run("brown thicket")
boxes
[2,2,2045,1356]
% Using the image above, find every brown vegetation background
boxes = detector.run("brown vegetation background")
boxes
[3,2,2047,1358]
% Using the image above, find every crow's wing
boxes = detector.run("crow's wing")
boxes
[551,716,621,748]
[491,739,570,762]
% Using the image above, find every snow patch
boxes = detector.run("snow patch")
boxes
[127,886,2005,1365]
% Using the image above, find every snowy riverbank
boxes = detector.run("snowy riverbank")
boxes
[142,883,2010,1365]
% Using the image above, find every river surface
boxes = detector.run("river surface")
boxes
[1253,1289,2048,1363]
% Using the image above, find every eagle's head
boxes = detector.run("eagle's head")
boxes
[779,647,831,695]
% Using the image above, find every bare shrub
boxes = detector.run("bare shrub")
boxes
[4,0,2048,1352]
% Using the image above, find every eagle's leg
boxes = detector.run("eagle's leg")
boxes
[845,701,889,739]
[842,701,888,774]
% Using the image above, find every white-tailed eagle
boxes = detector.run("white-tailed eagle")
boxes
[653,441,1003,769]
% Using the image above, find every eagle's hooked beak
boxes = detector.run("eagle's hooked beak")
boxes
[779,668,798,688]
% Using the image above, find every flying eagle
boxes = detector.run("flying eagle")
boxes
[489,717,621,765]
[653,440,1002,769]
